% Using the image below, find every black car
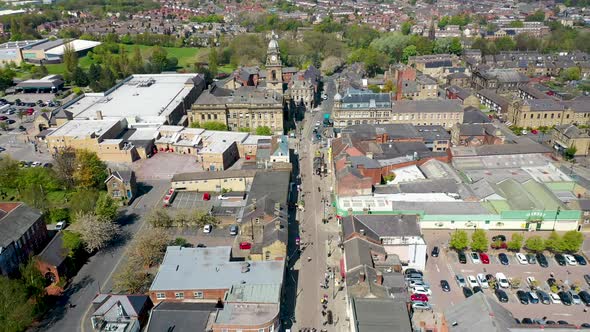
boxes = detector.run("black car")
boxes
[486,274,494,281]
[536,290,551,305]
[558,291,573,305]
[585,274,590,287]
[440,280,450,292]
[196,243,206,248]
[526,254,537,264]
[521,318,533,324]
[492,235,507,242]
[463,287,473,298]
[536,253,549,268]
[558,320,569,325]
[579,290,590,306]
[574,254,588,266]
[404,268,423,276]
[527,292,539,304]
[517,290,529,304]
[18,125,26,131]
[5,119,15,124]
[546,320,556,325]
[495,288,509,303]
[473,286,482,293]
[498,253,509,265]
[581,323,590,328]
[458,251,467,264]
[547,278,557,288]
[431,246,439,257]
[555,253,566,266]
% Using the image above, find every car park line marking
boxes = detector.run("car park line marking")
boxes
[435,264,440,272]
[460,269,474,273]
[554,313,573,316]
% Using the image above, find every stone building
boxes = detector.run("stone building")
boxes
[332,88,392,128]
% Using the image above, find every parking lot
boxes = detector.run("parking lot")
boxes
[169,191,215,210]
[165,225,236,248]
[130,153,203,180]
[422,231,590,325]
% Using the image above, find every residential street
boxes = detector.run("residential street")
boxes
[33,179,169,332]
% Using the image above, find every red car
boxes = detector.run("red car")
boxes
[239,242,252,250]
[411,293,428,302]
[25,108,34,115]
[491,242,508,249]
[480,253,490,264]
[0,116,7,120]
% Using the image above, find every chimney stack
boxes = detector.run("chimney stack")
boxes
[96,110,103,120]
[376,271,383,285]
[359,271,365,283]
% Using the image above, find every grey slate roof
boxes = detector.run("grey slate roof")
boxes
[92,294,150,318]
[477,89,510,109]
[37,232,67,267]
[0,203,42,248]
[463,107,492,124]
[342,214,420,241]
[171,169,257,182]
[146,302,215,332]
[445,292,515,332]
[391,99,462,113]
[352,297,412,332]
[525,99,565,112]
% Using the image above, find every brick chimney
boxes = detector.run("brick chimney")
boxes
[376,271,383,285]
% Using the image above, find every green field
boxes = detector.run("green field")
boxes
[45,44,204,74]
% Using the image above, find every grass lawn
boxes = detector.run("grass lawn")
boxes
[46,190,69,208]
[45,44,202,74]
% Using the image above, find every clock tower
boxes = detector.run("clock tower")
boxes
[266,31,283,94]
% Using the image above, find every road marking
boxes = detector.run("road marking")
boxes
[460,269,474,273]
[554,313,573,316]
[435,264,440,273]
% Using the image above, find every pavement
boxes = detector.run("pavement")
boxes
[422,230,590,326]
[286,76,348,331]
[31,179,169,332]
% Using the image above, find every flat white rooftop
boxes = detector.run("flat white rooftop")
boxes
[388,165,425,184]
[64,74,199,126]
[45,39,101,56]
[48,119,122,139]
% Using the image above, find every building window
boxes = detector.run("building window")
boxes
[112,190,121,197]
[175,292,184,299]
[156,293,166,299]
[194,291,203,298]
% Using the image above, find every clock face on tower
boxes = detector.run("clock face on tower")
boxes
[271,55,277,61]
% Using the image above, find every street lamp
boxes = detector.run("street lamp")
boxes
[553,206,561,231]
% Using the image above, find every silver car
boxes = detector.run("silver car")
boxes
[455,274,467,287]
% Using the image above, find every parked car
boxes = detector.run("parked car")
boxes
[584,274,590,287]
[411,286,431,296]
[581,323,590,328]
[555,254,567,266]
[536,290,551,304]
[526,276,537,289]
[527,291,539,304]
[477,274,489,288]
[0,115,7,120]
[526,254,537,264]
[455,274,467,288]
[462,287,473,298]
[467,275,478,288]
[547,278,557,288]
[479,253,490,264]
[440,280,450,292]
[521,318,533,324]
[5,119,15,124]
[412,302,431,311]
[570,291,582,305]
[558,291,573,305]
[55,221,67,231]
[405,274,423,281]
[496,273,510,288]
[516,253,529,265]
[550,292,562,304]
[17,125,26,131]
[492,235,507,242]
[573,254,587,266]
[408,280,430,289]
[578,291,590,306]
[473,286,482,293]
[239,242,251,250]
[229,224,239,236]
[404,268,423,276]
[431,246,439,257]
[564,254,577,266]
[517,290,529,304]
[470,252,481,264]
[495,288,509,302]
[557,320,570,325]
[537,253,549,267]
[498,253,509,265]
[410,293,428,302]
[203,224,212,233]
[546,321,557,325]
[458,251,467,264]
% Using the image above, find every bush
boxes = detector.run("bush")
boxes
[48,208,69,224]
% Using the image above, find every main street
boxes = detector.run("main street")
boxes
[34,179,169,332]
[289,76,348,331]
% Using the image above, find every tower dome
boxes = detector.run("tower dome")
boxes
[334,92,342,102]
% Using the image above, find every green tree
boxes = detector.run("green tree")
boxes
[509,21,524,28]
[201,121,228,131]
[507,233,524,251]
[208,48,218,77]
[561,230,584,253]
[402,45,417,63]
[401,21,412,35]
[560,67,581,81]
[63,43,78,82]
[19,259,46,299]
[69,189,100,216]
[449,230,469,250]
[72,66,88,87]
[128,228,170,267]
[30,64,48,79]
[255,126,272,135]
[98,66,116,91]
[544,231,562,252]
[170,237,191,247]
[113,259,152,294]
[70,212,120,252]
[347,47,388,77]
[95,192,118,221]
[470,229,488,252]
[48,208,69,224]
[525,10,545,22]
[0,276,35,332]
[565,145,577,160]
[449,37,463,55]
[146,209,173,228]
[525,235,546,252]
[73,150,107,189]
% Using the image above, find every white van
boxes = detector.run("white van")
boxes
[496,272,510,288]
[55,221,67,231]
